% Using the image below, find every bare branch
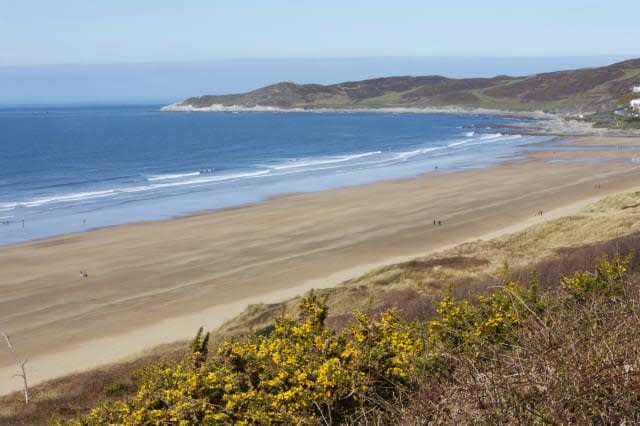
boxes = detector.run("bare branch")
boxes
[1,332,29,404]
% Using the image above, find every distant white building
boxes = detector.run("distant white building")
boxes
[633,86,640,93]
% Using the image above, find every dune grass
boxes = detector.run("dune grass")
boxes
[0,343,186,426]
[219,190,640,335]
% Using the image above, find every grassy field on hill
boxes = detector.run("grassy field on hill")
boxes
[172,59,640,115]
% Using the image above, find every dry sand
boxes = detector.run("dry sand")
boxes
[1,136,639,395]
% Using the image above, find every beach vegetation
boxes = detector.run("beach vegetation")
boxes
[54,253,640,425]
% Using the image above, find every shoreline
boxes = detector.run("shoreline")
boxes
[160,102,559,119]
[1,135,640,396]
[0,143,551,250]
[3,109,637,248]
[0,130,555,248]
[160,103,640,137]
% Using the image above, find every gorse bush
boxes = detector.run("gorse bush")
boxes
[561,253,631,301]
[64,255,639,425]
[427,264,547,354]
[423,254,640,425]
[68,292,425,425]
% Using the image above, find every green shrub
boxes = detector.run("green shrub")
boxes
[67,293,425,425]
[428,265,543,352]
[561,254,631,301]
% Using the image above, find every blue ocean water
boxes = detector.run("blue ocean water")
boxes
[0,106,551,245]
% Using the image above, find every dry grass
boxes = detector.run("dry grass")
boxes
[218,190,640,334]
[319,191,640,320]
[0,343,186,425]
[378,274,640,425]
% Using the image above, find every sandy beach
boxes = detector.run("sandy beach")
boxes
[1,135,639,396]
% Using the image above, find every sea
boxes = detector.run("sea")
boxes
[0,105,553,245]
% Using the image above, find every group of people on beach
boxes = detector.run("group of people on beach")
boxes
[433,219,442,226]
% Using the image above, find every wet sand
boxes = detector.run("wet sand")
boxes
[1,136,639,395]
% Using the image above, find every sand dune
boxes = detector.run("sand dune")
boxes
[1,136,639,395]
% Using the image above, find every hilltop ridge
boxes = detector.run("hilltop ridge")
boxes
[164,58,640,114]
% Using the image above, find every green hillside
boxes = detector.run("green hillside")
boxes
[169,58,640,114]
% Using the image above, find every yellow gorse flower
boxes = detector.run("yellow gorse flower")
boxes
[70,257,630,425]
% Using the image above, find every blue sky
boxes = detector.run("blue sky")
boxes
[1,1,639,103]
[2,0,639,65]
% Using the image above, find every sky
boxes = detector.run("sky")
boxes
[1,1,639,103]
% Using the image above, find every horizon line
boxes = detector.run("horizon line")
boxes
[1,54,638,69]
